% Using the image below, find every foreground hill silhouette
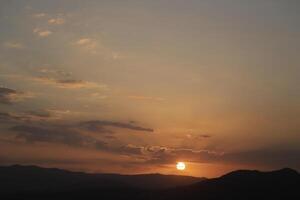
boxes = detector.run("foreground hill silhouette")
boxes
[1,165,299,200]
[159,168,300,200]
[0,165,203,199]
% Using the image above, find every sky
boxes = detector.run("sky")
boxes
[0,0,299,177]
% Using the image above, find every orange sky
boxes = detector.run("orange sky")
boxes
[0,0,299,177]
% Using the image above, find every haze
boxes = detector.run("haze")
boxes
[0,0,299,178]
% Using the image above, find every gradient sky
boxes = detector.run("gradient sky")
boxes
[0,0,299,177]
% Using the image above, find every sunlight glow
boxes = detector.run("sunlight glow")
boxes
[176,162,186,171]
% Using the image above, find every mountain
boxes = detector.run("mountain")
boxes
[0,165,203,198]
[1,165,299,200]
[158,168,300,200]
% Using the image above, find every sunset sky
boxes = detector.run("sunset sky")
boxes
[0,0,299,177]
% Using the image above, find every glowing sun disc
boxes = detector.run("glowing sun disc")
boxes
[176,162,186,170]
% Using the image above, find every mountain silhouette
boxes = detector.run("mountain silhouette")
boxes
[0,165,203,199]
[158,167,300,200]
[1,165,299,200]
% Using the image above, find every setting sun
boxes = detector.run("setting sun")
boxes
[176,162,186,171]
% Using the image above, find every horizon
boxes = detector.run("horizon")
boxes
[1,164,299,179]
[0,0,300,178]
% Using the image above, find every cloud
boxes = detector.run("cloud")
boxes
[33,28,52,37]
[32,77,107,89]
[4,114,300,169]
[0,87,17,104]
[118,144,144,155]
[136,146,300,169]
[5,117,154,155]
[0,87,32,104]
[5,121,220,164]
[0,73,103,90]
[198,134,211,138]
[0,112,25,123]
[5,115,153,143]
[11,125,101,147]
[0,110,53,124]
[74,37,122,59]
[76,38,93,46]
[46,109,71,117]
[80,122,114,134]
[92,143,223,164]
[38,68,72,77]
[23,110,51,118]
[80,120,154,132]
[3,42,24,49]
[48,17,65,25]
[128,96,165,101]
[75,38,98,52]
[32,13,47,18]
[3,109,299,169]
[56,79,102,89]
[137,146,222,165]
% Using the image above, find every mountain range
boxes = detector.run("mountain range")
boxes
[1,165,299,199]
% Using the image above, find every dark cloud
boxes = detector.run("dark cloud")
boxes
[80,121,114,134]
[32,68,106,89]
[56,79,85,84]
[0,112,26,123]
[32,76,106,89]
[0,87,17,104]
[8,120,300,169]
[0,87,32,104]
[0,110,52,124]
[0,112,17,121]
[8,122,150,156]
[118,144,144,155]
[80,120,154,132]
[198,134,211,138]
[8,124,147,157]
[24,110,51,118]
[11,125,103,148]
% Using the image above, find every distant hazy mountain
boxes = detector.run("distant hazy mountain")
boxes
[1,165,299,200]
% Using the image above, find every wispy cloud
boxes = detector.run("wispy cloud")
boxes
[80,120,154,133]
[24,110,51,118]
[0,87,17,104]
[128,95,165,101]
[0,112,25,123]
[3,42,24,49]
[75,38,98,53]
[32,76,107,89]
[3,112,227,166]
[38,68,72,77]
[130,145,223,165]
[48,17,65,25]
[0,110,51,124]
[32,13,47,18]
[11,125,104,148]
[0,87,33,105]
[33,28,52,37]
[7,118,154,153]
[74,38,121,59]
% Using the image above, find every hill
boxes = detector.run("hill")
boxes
[0,165,203,198]
[1,165,299,200]
[158,168,300,199]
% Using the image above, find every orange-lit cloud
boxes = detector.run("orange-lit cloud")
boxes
[33,28,52,37]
